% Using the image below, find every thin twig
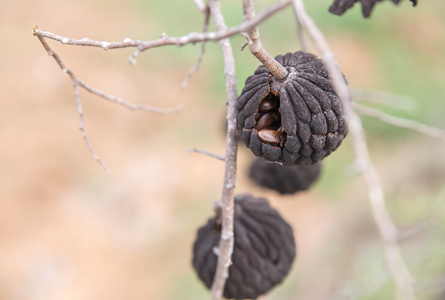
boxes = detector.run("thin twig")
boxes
[352,89,417,112]
[294,11,311,52]
[416,276,445,298]
[330,269,388,300]
[240,32,250,51]
[240,42,249,51]
[77,79,184,114]
[292,1,416,300]
[397,216,435,242]
[33,26,183,116]
[73,80,110,173]
[32,0,292,64]
[398,192,445,242]
[193,0,206,13]
[208,0,239,299]
[242,0,289,80]
[33,25,109,173]
[33,25,182,172]
[353,103,445,142]
[181,5,211,91]
[188,147,225,161]
[34,28,182,115]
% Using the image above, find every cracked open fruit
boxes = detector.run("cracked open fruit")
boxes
[192,194,296,300]
[236,51,348,166]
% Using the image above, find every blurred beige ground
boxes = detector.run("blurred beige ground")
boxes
[1,1,445,300]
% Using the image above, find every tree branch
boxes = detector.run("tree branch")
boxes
[353,103,445,142]
[242,0,289,80]
[73,79,110,173]
[207,0,239,299]
[76,79,184,114]
[32,0,291,64]
[295,12,311,52]
[33,25,182,172]
[193,0,207,13]
[188,147,225,161]
[181,4,211,91]
[34,26,109,172]
[291,1,416,299]
[352,89,417,112]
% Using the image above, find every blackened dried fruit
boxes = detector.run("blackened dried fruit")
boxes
[192,194,296,300]
[249,158,321,195]
[329,0,417,18]
[237,51,348,166]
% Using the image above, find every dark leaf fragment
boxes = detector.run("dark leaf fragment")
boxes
[329,0,417,18]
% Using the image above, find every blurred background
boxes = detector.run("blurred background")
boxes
[1,0,445,299]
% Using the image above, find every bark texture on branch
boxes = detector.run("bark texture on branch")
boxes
[207,1,239,299]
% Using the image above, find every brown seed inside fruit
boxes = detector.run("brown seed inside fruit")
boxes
[255,113,278,130]
[259,100,278,112]
[258,129,283,145]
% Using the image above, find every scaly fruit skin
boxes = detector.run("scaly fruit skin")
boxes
[192,194,296,300]
[237,51,348,166]
[249,158,321,194]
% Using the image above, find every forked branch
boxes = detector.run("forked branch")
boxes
[32,0,291,64]
[33,25,182,172]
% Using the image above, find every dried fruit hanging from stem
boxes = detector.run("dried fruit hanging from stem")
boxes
[237,51,348,166]
[192,194,296,300]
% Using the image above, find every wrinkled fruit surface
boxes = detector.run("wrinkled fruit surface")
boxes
[249,158,321,194]
[237,51,348,166]
[192,194,296,300]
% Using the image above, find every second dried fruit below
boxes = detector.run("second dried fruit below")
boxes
[192,194,296,299]
[249,158,321,194]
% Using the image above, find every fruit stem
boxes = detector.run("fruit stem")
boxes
[243,0,289,80]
